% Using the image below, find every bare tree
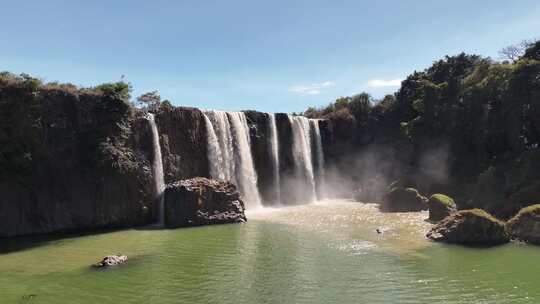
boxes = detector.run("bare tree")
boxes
[499,39,535,62]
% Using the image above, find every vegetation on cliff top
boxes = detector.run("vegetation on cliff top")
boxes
[305,40,540,218]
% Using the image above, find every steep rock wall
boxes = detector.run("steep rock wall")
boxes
[0,84,154,237]
[155,106,210,183]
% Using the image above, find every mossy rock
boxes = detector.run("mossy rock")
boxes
[381,187,428,212]
[427,194,457,222]
[506,204,540,244]
[427,209,509,245]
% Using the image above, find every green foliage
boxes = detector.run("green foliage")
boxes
[135,90,161,111]
[463,209,504,224]
[523,41,540,60]
[92,82,132,101]
[429,194,456,208]
[511,204,540,219]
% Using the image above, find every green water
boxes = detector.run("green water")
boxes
[1,201,540,304]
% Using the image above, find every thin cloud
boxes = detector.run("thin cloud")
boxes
[366,79,402,88]
[289,81,335,96]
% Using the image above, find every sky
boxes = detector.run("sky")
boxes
[1,1,539,113]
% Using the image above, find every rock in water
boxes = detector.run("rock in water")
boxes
[381,187,428,212]
[427,194,457,222]
[427,209,509,245]
[164,177,247,228]
[94,255,128,268]
[506,204,540,244]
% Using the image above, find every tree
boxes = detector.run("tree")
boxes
[499,40,535,62]
[135,91,161,111]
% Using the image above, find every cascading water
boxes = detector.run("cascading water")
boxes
[204,110,325,207]
[205,111,236,183]
[228,112,262,208]
[204,111,261,209]
[268,113,280,204]
[289,115,317,202]
[310,119,325,199]
[203,114,224,180]
[146,113,165,226]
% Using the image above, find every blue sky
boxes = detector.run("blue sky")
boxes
[1,1,539,113]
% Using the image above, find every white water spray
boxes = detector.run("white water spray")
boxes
[147,113,165,226]
[268,113,281,204]
[310,119,326,198]
[290,115,317,202]
[204,111,262,208]
[228,112,262,208]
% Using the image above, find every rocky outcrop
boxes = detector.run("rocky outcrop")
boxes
[0,78,154,237]
[427,194,457,222]
[164,177,246,228]
[427,209,509,245]
[381,186,428,212]
[93,255,128,268]
[506,204,540,244]
[155,107,210,183]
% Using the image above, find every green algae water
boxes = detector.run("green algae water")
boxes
[1,200,540,304]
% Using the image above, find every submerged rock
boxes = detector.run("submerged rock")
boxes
[381,187,428,212]
[164,177,247,228]
[427,209,509,245]
[93,255,128,268]
[427,194,457,222]
[506,204,540,244]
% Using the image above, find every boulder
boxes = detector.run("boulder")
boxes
[164,177,246,228]
[506,204,540,244]
[381,187,428,212]
[427,209,509,245]
[93,255,128,268]
[427,194,457,222]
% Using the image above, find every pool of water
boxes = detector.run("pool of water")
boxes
[1,200,539,303]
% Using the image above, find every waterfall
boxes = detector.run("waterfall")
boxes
[204,109,325,207]
[147,113,165,226]
[310,119,325,199]
[268,113,280,204]
[204,111,261,209]
[228,112,262,208]
[203,114,224,180]
[289,115,317,202]
[205,111,236,183]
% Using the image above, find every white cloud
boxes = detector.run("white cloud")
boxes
[366,79,402,88]
[289,81,335,96]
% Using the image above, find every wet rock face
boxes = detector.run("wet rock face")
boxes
[275,113,297,204]
[506,204,540,244]
[244,111,276,205]
[381,187,428,212]
[155,107,210,183]
[0,85,154,237]
[427,194,457,222]
[427,209,509,245]
[93,255,128,268]
[164,177,246,228]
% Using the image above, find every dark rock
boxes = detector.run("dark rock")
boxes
[506,204,540,244]
[427,209,509,245]
[381,187,428,212]
[244,111,277,205]
[0,82,154,237]
[164,177,246,228]
[93,255,128,268]
[155,106,210,183]
[275,113,299,204]
[427,194,457,222]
